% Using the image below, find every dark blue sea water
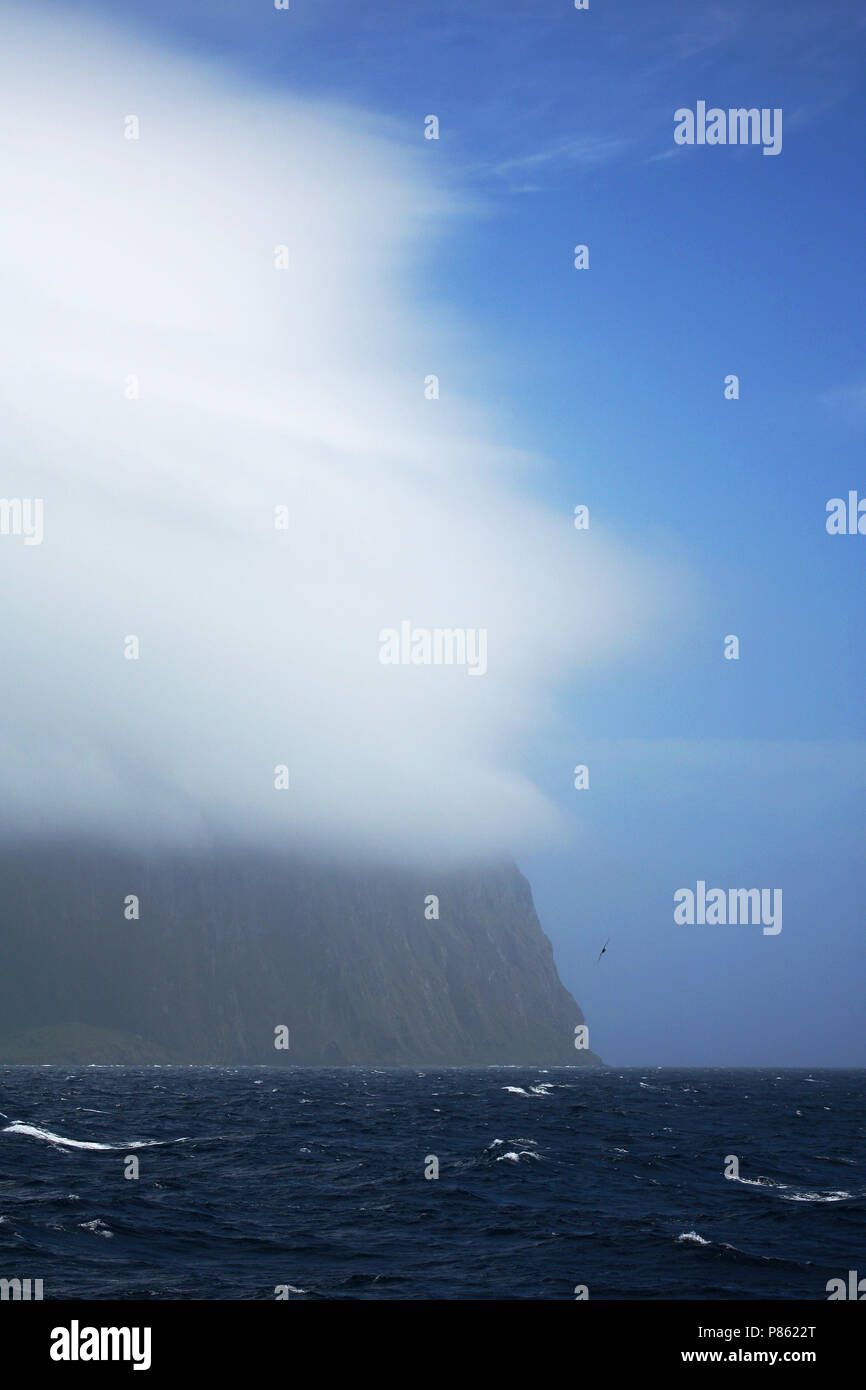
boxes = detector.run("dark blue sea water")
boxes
[0,1067,863,1300]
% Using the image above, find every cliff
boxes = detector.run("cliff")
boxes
[0,844,601,1066]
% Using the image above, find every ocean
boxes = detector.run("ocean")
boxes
[1,1066,862,1301]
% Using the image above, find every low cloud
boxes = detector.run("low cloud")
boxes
[0,5,684,859]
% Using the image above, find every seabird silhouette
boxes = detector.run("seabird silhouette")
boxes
[597,937,610,962]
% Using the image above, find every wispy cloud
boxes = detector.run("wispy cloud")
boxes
[493,134,630,180]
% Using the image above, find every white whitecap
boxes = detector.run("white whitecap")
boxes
[79,1218,113,1237]
[781,1190,850,1203]
[2,1122,186,1151]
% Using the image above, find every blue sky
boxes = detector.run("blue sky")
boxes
[35,0,866,1063]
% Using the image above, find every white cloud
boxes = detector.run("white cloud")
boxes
[0,5,685,858]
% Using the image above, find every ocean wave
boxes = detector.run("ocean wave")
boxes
[679,1234,789,1265]
[496,1150,540,1163]
[2,1123,188,1151]
[779,1190,851,1203]
[731,1173,852,1202]
[78,1219,113,1237]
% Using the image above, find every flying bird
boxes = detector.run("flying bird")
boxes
[597,937,610,962]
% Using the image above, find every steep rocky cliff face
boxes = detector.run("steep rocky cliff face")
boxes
[0,844,600,1065]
